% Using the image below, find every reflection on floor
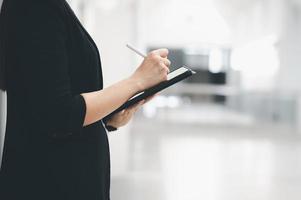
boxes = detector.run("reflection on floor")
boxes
[111,108,301,200]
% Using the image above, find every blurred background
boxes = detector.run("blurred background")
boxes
[1,0,301,199]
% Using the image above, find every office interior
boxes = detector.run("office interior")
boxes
[1,0,301,199]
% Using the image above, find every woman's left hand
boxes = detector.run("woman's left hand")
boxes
[106,94,157,128]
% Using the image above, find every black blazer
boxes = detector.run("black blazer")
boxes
[0,0,110,199]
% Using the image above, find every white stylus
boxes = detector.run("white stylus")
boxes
[126,44,147,58]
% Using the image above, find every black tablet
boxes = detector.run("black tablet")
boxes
[105,66,196,119]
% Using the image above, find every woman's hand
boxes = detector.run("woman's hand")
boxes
[130,49,171,92]
[105,95,157,129]
[105,100,144,128]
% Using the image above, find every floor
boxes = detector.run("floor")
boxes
[110,106,301,200]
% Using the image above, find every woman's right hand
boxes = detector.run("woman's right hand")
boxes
[130,48,171,91]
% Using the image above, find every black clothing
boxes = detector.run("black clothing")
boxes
[0,0,111,199]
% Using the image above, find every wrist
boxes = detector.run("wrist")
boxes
[127,75,144,93]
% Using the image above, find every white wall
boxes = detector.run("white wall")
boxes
[277,0,301,92]
[215,0,285,91]
[276,0,301,132]
[215,0,301,93]
[137,0,231,48]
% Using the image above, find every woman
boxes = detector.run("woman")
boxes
[0,0,170,199]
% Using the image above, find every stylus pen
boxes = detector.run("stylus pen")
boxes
[126,44,147,58]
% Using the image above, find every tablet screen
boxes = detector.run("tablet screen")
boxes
[167,67,189,81]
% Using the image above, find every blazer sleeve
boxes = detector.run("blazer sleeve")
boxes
[9,1,86,136]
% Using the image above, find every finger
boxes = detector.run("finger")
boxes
[116,109,126,116]
[161,58,171,67]
[150,48,169,58]
[126,107,138,118]
[161,65,170,74]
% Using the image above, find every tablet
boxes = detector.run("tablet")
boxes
[104,66,196,119]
